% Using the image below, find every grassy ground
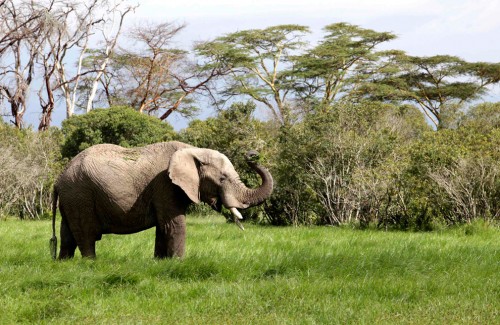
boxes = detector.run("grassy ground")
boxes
[0,216,498,324]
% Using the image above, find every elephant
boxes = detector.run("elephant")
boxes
[49,141,273,259]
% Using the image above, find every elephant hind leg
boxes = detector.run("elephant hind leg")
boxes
[59,201,99,259]
[58,217,77,259]
[74,220,98,259]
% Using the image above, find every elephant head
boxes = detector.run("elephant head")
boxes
[168,148,273,227]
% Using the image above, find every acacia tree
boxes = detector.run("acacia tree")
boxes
[84,4,134,113]
[0,0,128,129]
[364,53,500,129]
[0,0,48,56]
[196,24,310,126]
[291,22,396,110]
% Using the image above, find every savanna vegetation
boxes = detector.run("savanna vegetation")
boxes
[1,1,499,323]
[1,0,500,230]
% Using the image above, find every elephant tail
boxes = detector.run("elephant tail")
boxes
[49,187,58,260]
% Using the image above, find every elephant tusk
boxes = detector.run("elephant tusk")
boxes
[230,207,243,219]
[230,207,245,231]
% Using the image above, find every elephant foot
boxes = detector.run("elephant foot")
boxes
[154,251,174,259]
[58,252,75,260]
[58,244,76,259]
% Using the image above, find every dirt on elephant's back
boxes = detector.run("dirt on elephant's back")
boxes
[122,149,140,162]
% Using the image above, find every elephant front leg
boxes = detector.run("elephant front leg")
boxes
[155,215,186,258]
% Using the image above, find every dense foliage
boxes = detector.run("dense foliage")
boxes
[2,101,500,228]
[266,102,431,227]
[178,100,500,229]
[179,101,276,221]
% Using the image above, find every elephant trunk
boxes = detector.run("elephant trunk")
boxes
[226,153,273,208]
[222,151,273,230]
[238,160,274,207]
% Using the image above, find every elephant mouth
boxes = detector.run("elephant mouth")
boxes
[209,198,222,212]
[209,197,245,231]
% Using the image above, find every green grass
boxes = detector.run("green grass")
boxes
[0,216,498,324]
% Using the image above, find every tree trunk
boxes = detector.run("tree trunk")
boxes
[39,77,55,131]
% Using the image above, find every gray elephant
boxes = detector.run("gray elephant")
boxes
[50,141,273,259]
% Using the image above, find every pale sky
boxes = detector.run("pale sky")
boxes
[135,0,500,61]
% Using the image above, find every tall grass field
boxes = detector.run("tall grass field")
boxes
[1,216,498,324]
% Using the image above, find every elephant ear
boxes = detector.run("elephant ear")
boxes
[168,148,203,204]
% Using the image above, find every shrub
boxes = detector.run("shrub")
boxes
[375,119,500,229]
[265,101,430,226]
[430,157,500,222]
[266,101,500,229]
[61,106,176,159]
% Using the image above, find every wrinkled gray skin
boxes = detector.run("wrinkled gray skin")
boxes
[51,141,273,259]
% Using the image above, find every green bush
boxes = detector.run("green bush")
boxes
[364,101,500,230]
[459,102,500,131]
[388,119,500,228]
[265,101,430,226]
[60,106,176,159]
[265,101,500,229]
